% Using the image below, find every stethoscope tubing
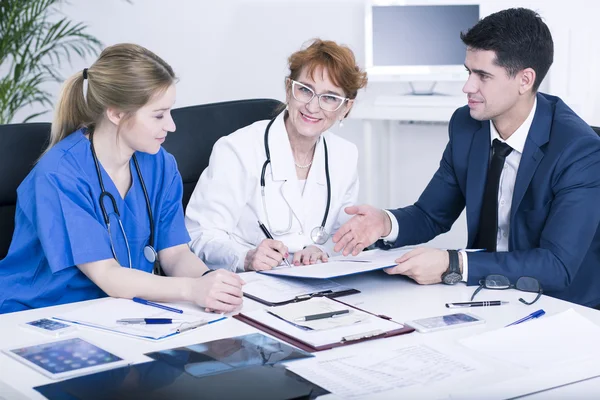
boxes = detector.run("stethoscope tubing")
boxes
[260,112,331,240]
[89,131,158,269]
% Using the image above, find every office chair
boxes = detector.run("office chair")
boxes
[164,98,283,209]
[0,123,51,259]
[0,99,282,259]
[591,126,600,136]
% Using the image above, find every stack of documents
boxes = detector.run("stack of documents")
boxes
[54,298,224,341]
[260,248,412,279]
[451,308,600,399]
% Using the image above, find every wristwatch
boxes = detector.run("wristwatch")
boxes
[442,250,462,284]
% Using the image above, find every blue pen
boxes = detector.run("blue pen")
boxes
[506,309,545,327]
[117,318,183,325]
[132,297,183,314]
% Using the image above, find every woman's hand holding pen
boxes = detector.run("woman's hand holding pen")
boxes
[293,245,328,265]
[189,269,244,313]
[244,239,289,271]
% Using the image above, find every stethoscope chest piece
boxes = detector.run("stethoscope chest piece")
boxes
[144,245,158,263]
[310,226,329,245]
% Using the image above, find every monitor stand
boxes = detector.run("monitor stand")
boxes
[407,81,448,96]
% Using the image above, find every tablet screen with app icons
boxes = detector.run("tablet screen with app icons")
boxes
[4,337,126,379]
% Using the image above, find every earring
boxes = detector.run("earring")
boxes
[339,119,344,128]
[285,103,289,111]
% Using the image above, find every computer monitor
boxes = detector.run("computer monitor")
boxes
[365,1,480,86]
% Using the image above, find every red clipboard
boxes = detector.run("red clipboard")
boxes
[233,299,415,352]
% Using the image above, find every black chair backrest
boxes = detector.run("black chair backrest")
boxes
[164,98,283,209]
[0,123,51,259]
[0,99,282,259]
[592,126,600,136]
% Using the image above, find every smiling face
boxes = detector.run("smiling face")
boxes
[284,66,352,139]
[120,84,177,154]
[462,49,523,122]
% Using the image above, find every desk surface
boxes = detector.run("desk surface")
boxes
[1,271,599,399]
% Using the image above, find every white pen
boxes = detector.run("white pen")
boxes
[177,319,210,333]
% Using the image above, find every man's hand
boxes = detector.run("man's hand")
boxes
[384,247,449,284]
[333,205,392,256]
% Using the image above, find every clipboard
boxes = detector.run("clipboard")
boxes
[233,299,414,352]
[244,288,361,307]
[241,272,360,306]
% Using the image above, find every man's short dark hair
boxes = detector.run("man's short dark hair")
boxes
[460,8,553,92]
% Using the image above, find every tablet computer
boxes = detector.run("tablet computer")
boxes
[2,337,128,380]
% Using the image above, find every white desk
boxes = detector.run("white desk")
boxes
[349,95,466,207]
[1,272,599,399]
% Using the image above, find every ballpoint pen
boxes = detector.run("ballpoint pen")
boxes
[506,309,545,327]
[117,318,183,324]
[446,301,509,308]
[294,309,350,321]
[257,220,293,268]
[177,319,210,333]
[132,297,183,314]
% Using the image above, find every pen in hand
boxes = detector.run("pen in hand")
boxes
[257,221,292,268]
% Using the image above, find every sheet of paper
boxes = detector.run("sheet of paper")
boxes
[459,308,600,369]
[241,306,402,347]
[267,297,368,330]
[242,273,348,304]
[286,344,487,398]
[55,298,223,340]
[260,248,412,279]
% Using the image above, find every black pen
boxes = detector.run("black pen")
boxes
[294,309,350,321]
[446,301,509,308]
[257,220,292,268]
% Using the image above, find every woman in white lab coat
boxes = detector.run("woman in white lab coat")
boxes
[185,39,368,272]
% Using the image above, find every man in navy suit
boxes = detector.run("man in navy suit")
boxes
[333,8,600,308]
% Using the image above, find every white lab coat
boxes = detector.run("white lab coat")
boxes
[185,113,359,272]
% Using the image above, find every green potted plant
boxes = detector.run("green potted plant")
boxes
[0,0,102,124]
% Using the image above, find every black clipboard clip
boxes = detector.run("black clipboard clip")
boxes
[341,329,385,343]
[293,288,360,302]
[294,290,333,302]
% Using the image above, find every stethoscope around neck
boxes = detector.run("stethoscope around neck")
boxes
[89,131,162,275]
[259,113,332,245]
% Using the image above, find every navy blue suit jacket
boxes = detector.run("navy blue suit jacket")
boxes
[385,93,600,307]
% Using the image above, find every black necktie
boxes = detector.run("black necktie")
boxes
[474,139,513,252]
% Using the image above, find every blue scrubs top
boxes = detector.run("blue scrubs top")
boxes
[0,129,190,313]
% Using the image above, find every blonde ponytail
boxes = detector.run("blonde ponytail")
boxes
[48,71,91,152]
[45,43,176,155]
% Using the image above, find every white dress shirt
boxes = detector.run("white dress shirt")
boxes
[383,98,537,281]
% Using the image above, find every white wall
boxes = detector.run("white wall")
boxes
[12,0,600,249]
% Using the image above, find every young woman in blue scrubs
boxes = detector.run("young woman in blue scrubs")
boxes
[0,44,244,314]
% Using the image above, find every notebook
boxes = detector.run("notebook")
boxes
[54,298,224,341]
